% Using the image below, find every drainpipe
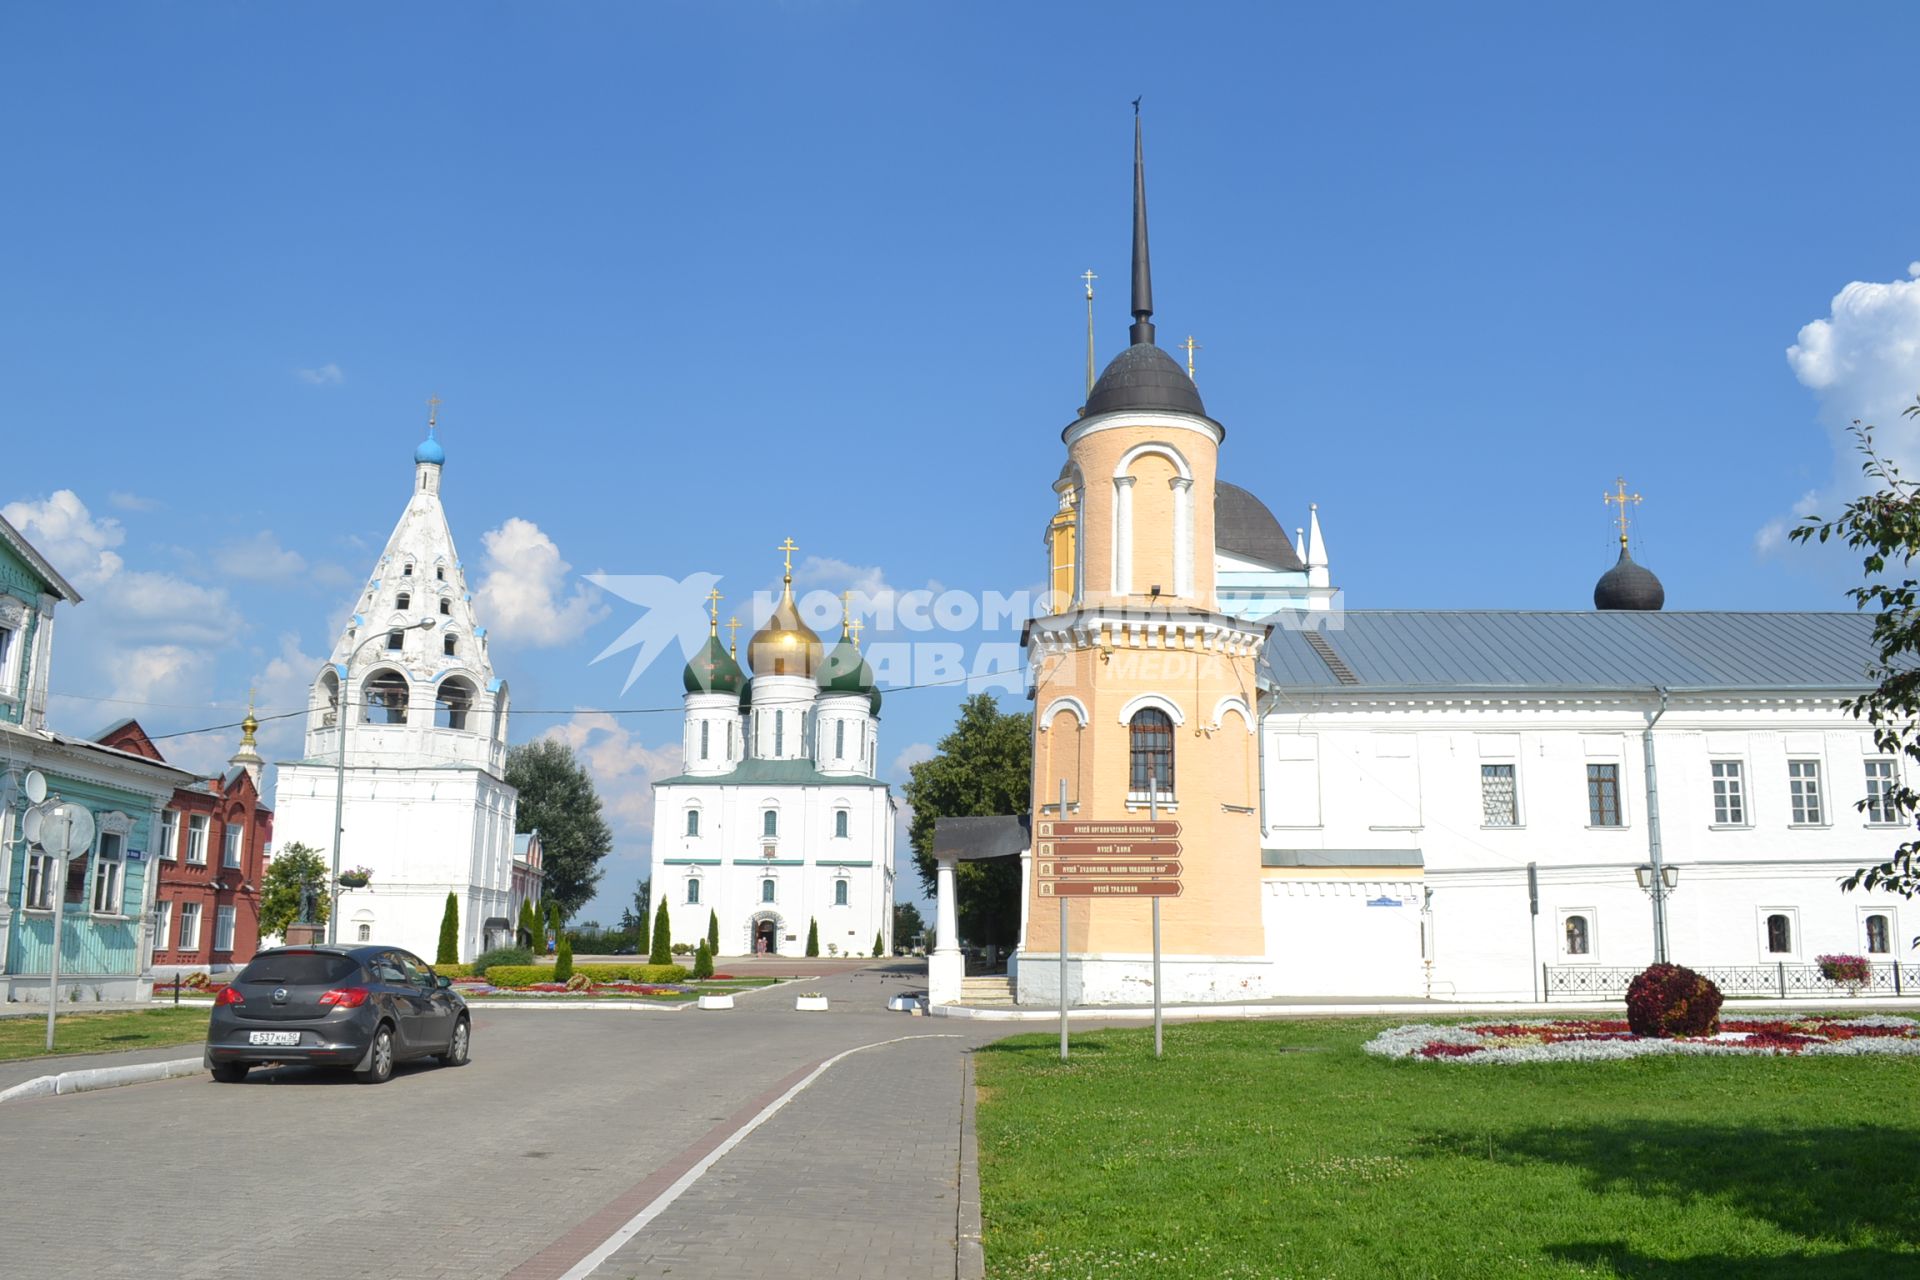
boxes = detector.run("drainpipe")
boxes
[1643,687,1671,964]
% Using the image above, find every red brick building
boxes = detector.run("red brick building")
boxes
[96,716,274,973]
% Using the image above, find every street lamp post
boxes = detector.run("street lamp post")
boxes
[1635,863,1679,963]
[329,620,434,944]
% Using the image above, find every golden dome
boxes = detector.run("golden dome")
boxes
[746,537,824,677]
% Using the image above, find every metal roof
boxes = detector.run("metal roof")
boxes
[931,814,1030,862]
[652,758,889,789]
[1217,481,1306,572]
[1259,611,1882,693]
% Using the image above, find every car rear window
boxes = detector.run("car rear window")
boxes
[238,952,359,985]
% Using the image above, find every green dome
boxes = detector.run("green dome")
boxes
[868,686,882,717]
[816,635,875,696]
[738,678,753,711]
[683,636,746,695]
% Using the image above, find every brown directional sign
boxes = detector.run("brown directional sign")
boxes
[1040,860,1182,879]
[1039,820,1180,839]
[1042,839,1181,858]
[1040,880,1183,898]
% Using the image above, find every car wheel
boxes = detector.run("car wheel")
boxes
[438,1016,470,1067]
[357,1024,395,1085]
[210,1062,249,1084]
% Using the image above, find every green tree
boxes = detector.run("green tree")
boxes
[692,939,714,979]
[436,892,460,965]
[872,931,884,957]
[634,878,651,932]
[258,842,329,938]
[1795,405,1920,899]
[527,899,548,953]
[893,901,925,950]
[547,899,563,943]
[806,917,820,957]
[553,933,574,982]
[505,740,615,916]
[901,693,1030,949]
[517,899,537,949]
[707,908,720,955]
[650,898,671,966]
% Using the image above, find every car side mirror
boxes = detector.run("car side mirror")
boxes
[436,975,453,989]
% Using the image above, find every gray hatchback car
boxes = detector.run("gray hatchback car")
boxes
[205,944,469,1084]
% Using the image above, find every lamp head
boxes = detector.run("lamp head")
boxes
[1634,864,1654,890]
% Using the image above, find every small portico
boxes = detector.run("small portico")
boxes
[926,814,1030,1005]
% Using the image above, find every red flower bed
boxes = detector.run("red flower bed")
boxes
[1419,1042,1484,1058]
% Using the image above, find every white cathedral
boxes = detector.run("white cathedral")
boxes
[274,427,520,962]
[650,551,895,958]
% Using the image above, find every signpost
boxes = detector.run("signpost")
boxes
[1038,786,1181,1060]
[35,799,95,1052]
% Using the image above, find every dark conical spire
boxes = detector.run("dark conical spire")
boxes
[1129,101,1155,346]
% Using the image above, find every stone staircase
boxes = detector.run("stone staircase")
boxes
[961,975,1016,1007]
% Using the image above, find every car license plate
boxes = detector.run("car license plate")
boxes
[248,1031,301,1047]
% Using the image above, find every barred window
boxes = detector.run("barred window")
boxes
[1587,764,1621,827]
[1480,764,1517,826]
[1788,760,1823,824]
[1128,709,1175,799]
[1711,760,1745,825]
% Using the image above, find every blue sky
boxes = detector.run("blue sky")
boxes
[7,3,1920,925]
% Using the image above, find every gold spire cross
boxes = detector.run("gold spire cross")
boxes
[1082,270,1099,397]
[726,616,742,658]
[1180,335,1201,379]
[840,589,854,636]
[777,536,799,583]
[707,588,723,635]
[1604,477,1642,548]
[1081,269,1097,299]
[426,395,442,430]
[849,618,865,648]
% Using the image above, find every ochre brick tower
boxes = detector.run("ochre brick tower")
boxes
[1021,114,1269,1005]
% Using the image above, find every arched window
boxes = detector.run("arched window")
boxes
[317,669,340,726]
[761,878,775,903]
[1564,915,1590,956]
[357,923,371,942]
[685,809,700,837]
[834,879,849,907]
[443,635,457,657]
[834,810,849,838]
[435,676,476,730]
[436,566,446,581]
[763,809,778,838]
[1867,914,1891,954]
[686,878,701,905]
[395,592,411,611]
[402,562,414,577]
[363,670,410,724]
[1129,708,1175,799]
[439,597,452,616]
[1766,913,1793,954]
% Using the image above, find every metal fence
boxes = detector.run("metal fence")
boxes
[1543,961,1920,1001]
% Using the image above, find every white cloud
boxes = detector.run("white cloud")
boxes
[3,489,125,587]
[108,491,162,512]
[474,517,607,647]
[539,712,683,840]
[796,555,894,601]
[215,531,308,582]
[1775,263,1920,549]
[295,363,344,386]
[890,742,936,779]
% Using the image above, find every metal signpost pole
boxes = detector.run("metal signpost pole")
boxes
[1150,772,1162,1060]
[1058,778,1069,1064]
[42,802,91,1052]
[46,847,64,1051]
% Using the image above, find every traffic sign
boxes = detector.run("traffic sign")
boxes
[1041,839,1181,858]
[1039,880,1183,897]
[1040,860,1182,879]
[1038,820,1180,839]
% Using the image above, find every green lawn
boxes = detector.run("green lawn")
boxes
[0,1008,210,1062]
[974,1018,1920,1279]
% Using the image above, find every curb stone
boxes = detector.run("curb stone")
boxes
[0,1056,203,1104]
[957,1049,984,1280]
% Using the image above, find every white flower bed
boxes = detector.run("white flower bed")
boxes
[1364,1015,1920,1064]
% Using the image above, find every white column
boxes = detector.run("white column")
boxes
[1113,476,1135,596]
[928,854,964,1005]
[1170,476,1193,600]
[1016,848,1032,953]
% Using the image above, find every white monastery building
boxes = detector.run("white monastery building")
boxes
[925,115,1912,1008]
[651,550,895,958]
[275,425,518,962]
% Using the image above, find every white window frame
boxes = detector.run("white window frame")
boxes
[1479,762,1519,828]
[222,822,243,869]
[357,923,372,942]
[1860,906,1897,956]
[154,900,172,951]
[25,849,55,910]
[0,621,17,699]
[186,814,209,864]
[1556,907,1597,963]
[835,719,845,758]
[700,720,710,761]
[685,876,701,906]
[1585,761,1625,828]
[833,877,850,907]
[761,877,776,904]
[157,808,179,860]
[834,808,850,839]
[178,901,203,951]
[1865,758,1901,826]
[1710,759,1748,827]
[91,832,125,915]
[685,807,701,837]
[1787,759,1825,826]
[1759,907,1800,959]
[213,903,236,952]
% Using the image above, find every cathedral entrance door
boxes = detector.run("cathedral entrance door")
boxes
[756,920,777,955]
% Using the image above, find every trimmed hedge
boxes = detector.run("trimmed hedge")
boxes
[433,963,477,979]
[1626,962,1723,1038]
[485,962,690,989]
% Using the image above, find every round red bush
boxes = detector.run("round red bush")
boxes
[1625,963,1723,1038]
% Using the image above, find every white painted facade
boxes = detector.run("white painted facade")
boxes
[1260,693,1910,1000]
[273,438,518,963]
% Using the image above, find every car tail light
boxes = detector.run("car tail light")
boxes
[215,986,244,1006]
[318,987,368,1009]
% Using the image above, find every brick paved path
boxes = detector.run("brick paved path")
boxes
[0,961,988,1280]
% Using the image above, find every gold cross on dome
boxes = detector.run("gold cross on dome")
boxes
[1603,477,1642,548]
[707,588,723,634]
[426,394,442,429]
[777,537,799,582]
[1081,269,1097,299]
[726,616,742,657]
[1179,335,1201,379]
[849,618,865,648]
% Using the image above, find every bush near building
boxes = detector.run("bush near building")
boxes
[1626,963,1724,1038]
[484,963,689,988]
